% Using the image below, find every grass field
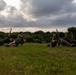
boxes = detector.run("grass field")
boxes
[0,43,76,75]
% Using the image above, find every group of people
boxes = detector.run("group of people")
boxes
[0,28,26,47]
[0,28,76,47]
[48,29,76,47]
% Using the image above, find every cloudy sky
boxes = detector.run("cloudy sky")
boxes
[0,0,76,32]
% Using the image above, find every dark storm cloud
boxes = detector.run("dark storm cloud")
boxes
[21,0,75,18]
[19,0,76,28]
[51,13,76,27]
[0,0,6,11]
[0,14,28,27]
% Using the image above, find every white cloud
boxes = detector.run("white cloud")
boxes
[3,0,20,9]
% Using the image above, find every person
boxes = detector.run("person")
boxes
[50,29,59,47]
[51,33,57,47]
[48,29,75,47]
[6,32,24,47]
[18,32,24,45]
[56,29,74,47]
[58,37,72,46]
[64,32,76,47]
[4,28,13,44]
[47,33,58,47]
[0,28,13,46]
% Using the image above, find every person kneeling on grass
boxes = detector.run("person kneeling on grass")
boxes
[47,33,58,47]
[51,33,58,47]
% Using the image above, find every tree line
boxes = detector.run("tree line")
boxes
[0,27,76,43]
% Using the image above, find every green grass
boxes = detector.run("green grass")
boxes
[0,43,76,75]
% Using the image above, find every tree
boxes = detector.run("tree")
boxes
[0,32,6,39]
[68,27,76,39]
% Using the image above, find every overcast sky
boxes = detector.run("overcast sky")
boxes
[0,0,76,32]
